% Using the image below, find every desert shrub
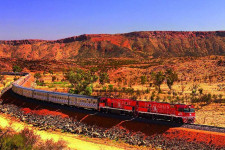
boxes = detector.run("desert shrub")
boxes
[155,96,160,102]
[198,88,203,95]
[0,128,65,150]
[145,88,150,94]
[0,133,33,150]
[126,87,134,95]
[12,65,22,72]
[191,94,212,104]
[48,84,55,88]
[131,95,138,100]
[52,76,57,82]
[150,91,156,101]
[202,94,212,104]
[122,87,126,92]
[214,98,225,103]
[13,77,19,81]
[43,71,47,76]
[20,128,39,146]
[0,128,38,150]
[99,72,110,85]
[108,84,113,92]
[102,86,107,92]
[36,80,45,86]
[49,70,54,75]
[113,87,118,92]
[34,73,42,80]
[34,139,66,150]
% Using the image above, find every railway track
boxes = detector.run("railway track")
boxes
[182,123,225,133]
[1,89,225,134]
[1,89,225,149]
[1,72,225,134]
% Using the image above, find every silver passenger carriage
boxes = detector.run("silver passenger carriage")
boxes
[12,85,23,96]
[69,94,98,110]
[21,87,34,98]
[48,91,69,105]
[33,89,49,101]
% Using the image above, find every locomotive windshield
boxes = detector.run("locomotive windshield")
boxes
[178,108,195,112]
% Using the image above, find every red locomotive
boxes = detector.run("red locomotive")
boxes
[99,98,195,123]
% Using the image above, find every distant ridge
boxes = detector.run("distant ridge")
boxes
[0,31,224,60]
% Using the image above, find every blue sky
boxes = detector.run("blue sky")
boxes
[0,0,224,40]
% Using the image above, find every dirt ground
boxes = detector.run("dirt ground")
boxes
[194,103,225,127]
[0,75,16,91]
[1,75,225,149]
[0,113,148,150]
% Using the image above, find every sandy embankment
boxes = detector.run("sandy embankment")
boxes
[0,113,128,150]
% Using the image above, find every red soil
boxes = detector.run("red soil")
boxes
[164,128,225,147]
[19,107,225,148]
[120,121,225,147]
[21,108,68,118]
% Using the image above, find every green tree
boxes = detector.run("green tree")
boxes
[64,68,98,95]
[43,71,47,76]
[108,84,113,92]
[34,73,42,81]
[90,67,98,75]
[151,71,165,93]
[99,72,109,85]
[12,65,22,72]
[141,75,147,89]
[198,88,203,95]
[52,76,57,82]
[49,70,54,75]
[165,69,178,91]
[84,86,93,96]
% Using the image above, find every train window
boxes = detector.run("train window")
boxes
[190,108,195,112]
[178,108,195,112]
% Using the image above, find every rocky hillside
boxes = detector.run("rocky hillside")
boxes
[0,31,224,60]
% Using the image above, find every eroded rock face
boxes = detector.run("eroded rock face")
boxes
[0,31,224,60]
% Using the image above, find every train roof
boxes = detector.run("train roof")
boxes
[69,93,97,99]
[48,91,71,96]
[33,89,50,93]
[49,91,97,99]
[19,86,34,91]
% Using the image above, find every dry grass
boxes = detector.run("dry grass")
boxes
[0,113,129,150]
[195,103,225,127]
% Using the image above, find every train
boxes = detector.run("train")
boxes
[12,73,195,124]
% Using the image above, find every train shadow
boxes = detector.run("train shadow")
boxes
[0,89,183,136]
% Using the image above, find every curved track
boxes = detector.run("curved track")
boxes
[0,72,224,134]
[1,89,225,134]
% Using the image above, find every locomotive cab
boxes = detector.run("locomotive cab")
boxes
[176,104,195,123]
[99,97,107,106]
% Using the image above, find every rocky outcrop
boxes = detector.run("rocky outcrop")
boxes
[0,31,224,60]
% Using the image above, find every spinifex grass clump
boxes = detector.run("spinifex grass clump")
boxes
[0,128,66,150]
